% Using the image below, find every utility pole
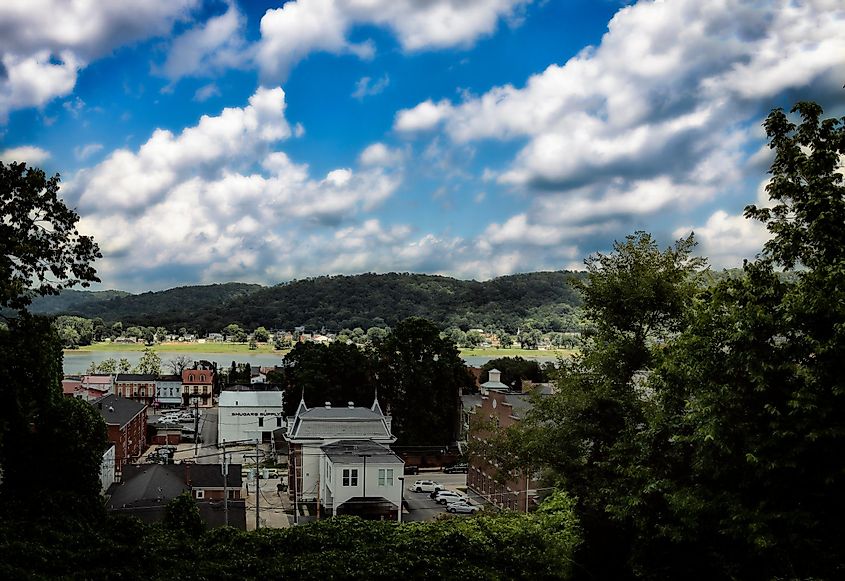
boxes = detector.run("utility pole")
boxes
[255,438,260,530]
[222,444,228,527]
[292,451,298,524]
[193,396,199,456]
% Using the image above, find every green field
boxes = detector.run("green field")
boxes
[67,341,288,355]
[459,347,576,359]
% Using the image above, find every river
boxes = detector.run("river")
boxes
[62,349,562,374]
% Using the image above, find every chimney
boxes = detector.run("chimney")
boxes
[489,369,502,384]
[348,401,354,408]
[324,402,331,408]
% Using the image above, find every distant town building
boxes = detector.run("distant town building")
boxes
[285,397,402,519]
[182,368,214,408]
[466,382,554,513]
[91,394,147,472]
[107,463,245,529]
[217,388,285,445]
[115,373,157,407]
[155,374,182,409]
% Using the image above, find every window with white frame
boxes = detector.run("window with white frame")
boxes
[378,468,394,486]
[195,490,204,499]
[342,468,358,487]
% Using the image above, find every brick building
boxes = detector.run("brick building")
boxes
[92,394,148,472]
[115,373,157,407]
[182,368,215,408]
[466,370,553,513]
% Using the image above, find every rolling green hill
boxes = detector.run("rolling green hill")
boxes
[30,272,587,332]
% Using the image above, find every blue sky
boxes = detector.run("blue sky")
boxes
[1,0,843,292]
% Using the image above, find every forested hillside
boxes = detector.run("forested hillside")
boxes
[32,283,263,329]
[30,272,587,332]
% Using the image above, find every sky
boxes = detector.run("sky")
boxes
[1,0,843,292]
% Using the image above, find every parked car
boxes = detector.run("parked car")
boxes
[412,480,443,493]
[446,500,480,514]
[443,463,468,474]
[432,490,468,504]
[404,464,419,475]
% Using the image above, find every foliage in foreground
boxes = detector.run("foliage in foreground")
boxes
[0,495,580,581]
[488,101,845,580]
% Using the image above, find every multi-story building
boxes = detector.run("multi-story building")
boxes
[91,394,148,472]
[155,374,183,409]
[182,368,214,408]
[466,369,552,513]
[285,397,402,519]
[218,387,285,445]
[115,373,157,407]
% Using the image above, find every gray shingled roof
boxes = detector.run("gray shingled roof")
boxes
[321,440,403,465]
[107,463,242,509]
[91,394,147,427]
[107,464,188,508]
[288,405,394,440]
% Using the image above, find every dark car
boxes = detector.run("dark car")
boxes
[443,463,468,474]
[404,464,419,475]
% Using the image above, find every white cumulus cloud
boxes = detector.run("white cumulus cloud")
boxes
[0,145,51,164]
[257,0,532,82]
[0,0,197,120]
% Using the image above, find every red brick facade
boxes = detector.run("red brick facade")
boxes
[182,369,215,407]
[467,390,539,512]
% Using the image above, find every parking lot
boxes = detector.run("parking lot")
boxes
[402,470,473,522]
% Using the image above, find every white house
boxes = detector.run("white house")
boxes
[285,397,401,518]
[217,389,285,445]
[320,440,404,518]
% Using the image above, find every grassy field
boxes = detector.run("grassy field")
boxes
[67,342,288,355]
[459,347,576,359]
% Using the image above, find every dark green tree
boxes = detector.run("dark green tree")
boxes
[493,232,706,578]
[373,317,473,446]
[480,357,546,391]
[617,101,845,580]
[0,315,107,522]
[280,341,374,415]
[163,492,205,537]
[252,326,270,342]
[0,162,101,311]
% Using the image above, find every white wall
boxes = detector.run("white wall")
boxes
[323,459,402,514]
[101,445,115,493]
[218,405,284,445]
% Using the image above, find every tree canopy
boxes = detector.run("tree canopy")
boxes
[487,100,845,579]
[0,162,101,311]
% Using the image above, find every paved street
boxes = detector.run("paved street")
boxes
[200,406,218,449]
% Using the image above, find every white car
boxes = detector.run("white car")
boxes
[412,480,443,493]
[446,500,480,514]
[433,490,468,505]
